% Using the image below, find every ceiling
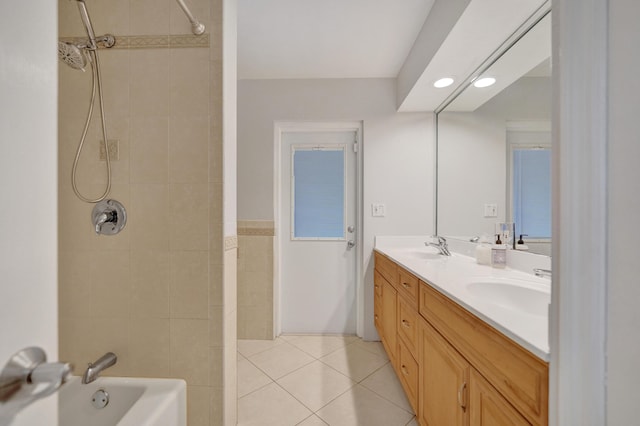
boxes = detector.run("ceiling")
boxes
[237,0,549,111]
[237,0,435,79]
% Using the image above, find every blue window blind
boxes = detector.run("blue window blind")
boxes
[513,149,551,238]
[292,148,345,239]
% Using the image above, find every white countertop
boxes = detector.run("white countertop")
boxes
[375,236,550,362]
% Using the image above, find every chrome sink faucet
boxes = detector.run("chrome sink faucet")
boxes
[425,236,451,256]
[82,352,117,384]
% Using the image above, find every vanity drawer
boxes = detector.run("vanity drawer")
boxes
[419,282,548,425]
[397,268,419,309]
[397,295,418,357]
[397,338,419,415]
[375,252,397,287]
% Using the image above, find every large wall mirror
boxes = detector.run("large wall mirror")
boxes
[436,10,551,256]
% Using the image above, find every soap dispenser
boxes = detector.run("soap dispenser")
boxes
[491,234,507,268]
[516,234,529,251]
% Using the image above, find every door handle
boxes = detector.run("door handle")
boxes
[348,226,355,233]
[347,240,355,249]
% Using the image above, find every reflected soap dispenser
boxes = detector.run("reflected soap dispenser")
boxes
[491,234,507,268]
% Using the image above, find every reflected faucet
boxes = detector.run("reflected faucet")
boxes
[425,236,451,256]
[534,268,552,278]
[82,352,117,384]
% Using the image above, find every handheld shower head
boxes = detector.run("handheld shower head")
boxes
[75,0,97,50]
[58,41,89,70]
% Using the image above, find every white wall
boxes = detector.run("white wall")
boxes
[0,0,58,424]
[238,78,434,340]
[437,112,506,237]
[607,0,640,422]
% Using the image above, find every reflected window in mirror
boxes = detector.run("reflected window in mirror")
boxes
[509,145,551,239]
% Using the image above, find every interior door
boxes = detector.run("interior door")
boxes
[280,130,357,334]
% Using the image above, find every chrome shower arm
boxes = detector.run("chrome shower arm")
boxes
[175,0,206,35]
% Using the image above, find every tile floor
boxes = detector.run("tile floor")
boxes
[237,335,418,426]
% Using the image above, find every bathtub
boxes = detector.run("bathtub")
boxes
[58,376,186,426]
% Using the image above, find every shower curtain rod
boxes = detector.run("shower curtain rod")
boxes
[175,0,205,35]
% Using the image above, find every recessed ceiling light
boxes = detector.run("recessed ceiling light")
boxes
[473,77,496,88]
[433,77,454,88]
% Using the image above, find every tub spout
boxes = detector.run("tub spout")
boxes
[82,352,117,384]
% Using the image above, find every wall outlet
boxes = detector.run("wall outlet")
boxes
[484,203,498,218]
[99,140,119,161]
[372,203,386,217]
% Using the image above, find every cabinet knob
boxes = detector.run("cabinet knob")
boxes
[402,282,411,289]
[401,319,410,328]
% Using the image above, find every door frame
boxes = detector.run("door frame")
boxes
[273,121,364,337]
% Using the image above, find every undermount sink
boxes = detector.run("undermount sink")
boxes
[465,278,550,317]
[392,248,444,261]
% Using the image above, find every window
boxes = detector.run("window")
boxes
[511,147,551,238]
[291,146,346,240]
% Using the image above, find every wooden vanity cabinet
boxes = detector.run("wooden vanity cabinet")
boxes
[419,318,470,426]
[470,369,530,426]
[374,252,548,426]
[374,253,398,366]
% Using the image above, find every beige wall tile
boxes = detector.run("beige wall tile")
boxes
[98,49,131,118]
[170,319,209,385]
[90,0,131,36]
[128,318,170,377]
[58,71,94,123]
[209,261,223,307]
[130,250,170,318]
[170,250,209,318]
[209,346,223,386]
[130,184,170,250]
[169,116,209,183]
[131,117,169,184]
[209,386,224,426]
[187,385,211,426]
[59,318,98,371]
[58,0,84,37]
[169,183,209,250]
[169,48,210,116]
[238,306,272,340]
[131,49,169,117]
[209,306,223,345]
[90,251,130,318]
[58,250,93,319]
[130,0,171,35]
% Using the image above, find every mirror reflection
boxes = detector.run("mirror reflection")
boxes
[436,12,552,256]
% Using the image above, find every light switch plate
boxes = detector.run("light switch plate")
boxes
[372,203,385,217]
[484,203,498,218]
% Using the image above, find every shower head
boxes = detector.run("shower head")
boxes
[75,0,97,50]
[58,41,89,71]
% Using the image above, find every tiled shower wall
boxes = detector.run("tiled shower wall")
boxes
[57,0,234,424]
[237,220,274,339]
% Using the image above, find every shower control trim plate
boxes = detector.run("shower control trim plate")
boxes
[92,199,127,235]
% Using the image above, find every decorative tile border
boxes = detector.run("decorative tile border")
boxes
[59,34,210,50]
[224,236,238,251]
[237,220,275,237]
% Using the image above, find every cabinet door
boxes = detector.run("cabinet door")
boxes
[374,271,384,333]
[419,319,470,426]
[470,369,531,426]
[381,279,397,364]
